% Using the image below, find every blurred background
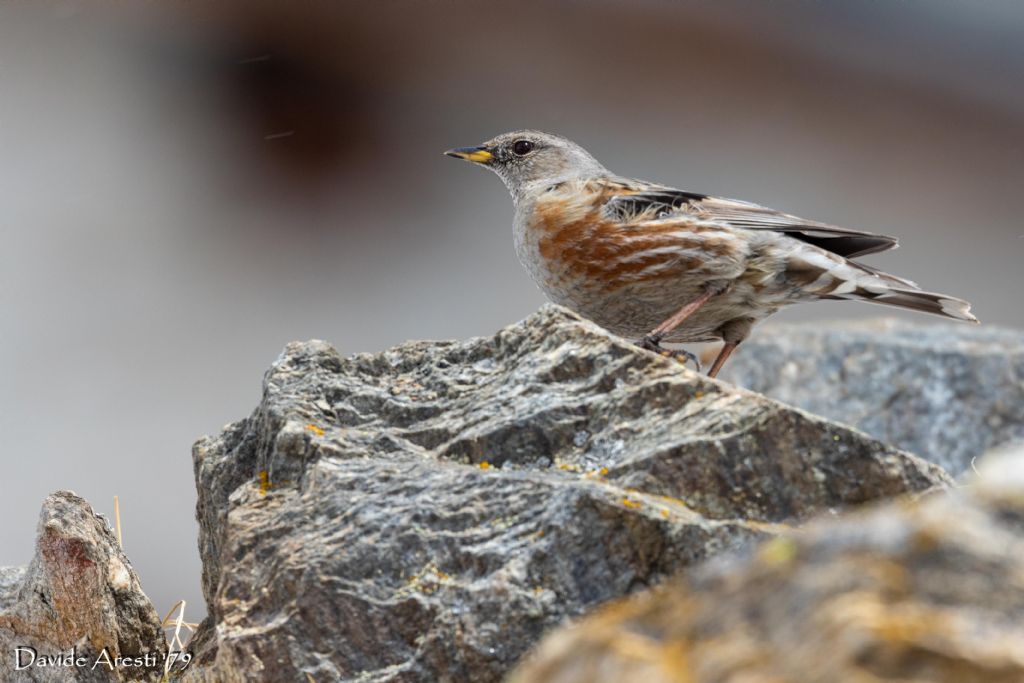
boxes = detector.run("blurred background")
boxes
[1,1,1022,620]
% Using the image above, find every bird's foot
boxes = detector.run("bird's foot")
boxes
[638,334,664,353]
[637,336,702,372]
[662,347,701,372]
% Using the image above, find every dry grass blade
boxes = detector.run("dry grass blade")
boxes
[113,495,122,548]
[161,600,199,678]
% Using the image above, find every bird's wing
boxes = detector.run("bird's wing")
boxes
[600,179,899,259]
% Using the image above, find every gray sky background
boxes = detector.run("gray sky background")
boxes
[1,1,1022,621]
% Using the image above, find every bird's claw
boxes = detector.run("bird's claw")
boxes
[636,336,701,372]
[660,348,701,372]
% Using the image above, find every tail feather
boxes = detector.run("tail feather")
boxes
[845,286,979,323]
[784,242,978,323]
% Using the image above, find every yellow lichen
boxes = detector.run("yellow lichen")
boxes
[479,461,492,470]
[401,563,454,596]
[758,536,798,567]
[305,423,325,437]
[652,493,690,509]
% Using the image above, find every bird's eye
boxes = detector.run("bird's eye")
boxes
[512,139,534,156]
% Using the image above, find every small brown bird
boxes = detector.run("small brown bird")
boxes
[446,130,977,377]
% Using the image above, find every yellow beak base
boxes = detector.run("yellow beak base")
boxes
[445,146,494,164]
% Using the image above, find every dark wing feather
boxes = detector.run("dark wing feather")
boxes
[604,187,708,220]
[601,181,899,259]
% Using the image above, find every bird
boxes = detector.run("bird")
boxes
[445,130,977,378]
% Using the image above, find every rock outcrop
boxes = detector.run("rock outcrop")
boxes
[511,445,1024,683]
[186,305,949,683]
[721,318,1024,476]
[0,491,168,683]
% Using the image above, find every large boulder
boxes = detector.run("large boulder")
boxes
[721,318,1024,476]
[511,445,1024,683]
[186,305,950,683]
[0,491,168,683]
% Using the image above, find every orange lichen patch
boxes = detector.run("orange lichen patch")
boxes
[401,563,454,596]
[479,461,492,470]
[556,462,583,473]
[661,509,670,519]
[304,423,325,437]
[255,472,290,495]
[584,466,610,479]
[622,498,643,510]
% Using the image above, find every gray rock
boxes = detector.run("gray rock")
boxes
[186,305,950,683]
[0,568,25,614]
[0,491,168,683]
[511,445,1024,683]
[720,318,1024,476]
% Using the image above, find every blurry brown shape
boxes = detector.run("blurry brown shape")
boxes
[169,2,403,194]
[228,50,361,183]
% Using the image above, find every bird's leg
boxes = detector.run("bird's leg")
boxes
[707,342,738,378]
[647,288,718,339]
[637,288,718,371]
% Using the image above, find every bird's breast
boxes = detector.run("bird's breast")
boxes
[519,189,745,298]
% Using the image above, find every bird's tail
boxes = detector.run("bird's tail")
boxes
[787,248,978,323]
[837,285,978,323]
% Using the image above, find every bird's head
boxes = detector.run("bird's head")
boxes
[446,130,607,195]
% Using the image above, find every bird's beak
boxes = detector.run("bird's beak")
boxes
[444,146,494,164]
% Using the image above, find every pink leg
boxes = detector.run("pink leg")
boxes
[647,289,718,339]
[638,289,720,371]
[707,342,737,378]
